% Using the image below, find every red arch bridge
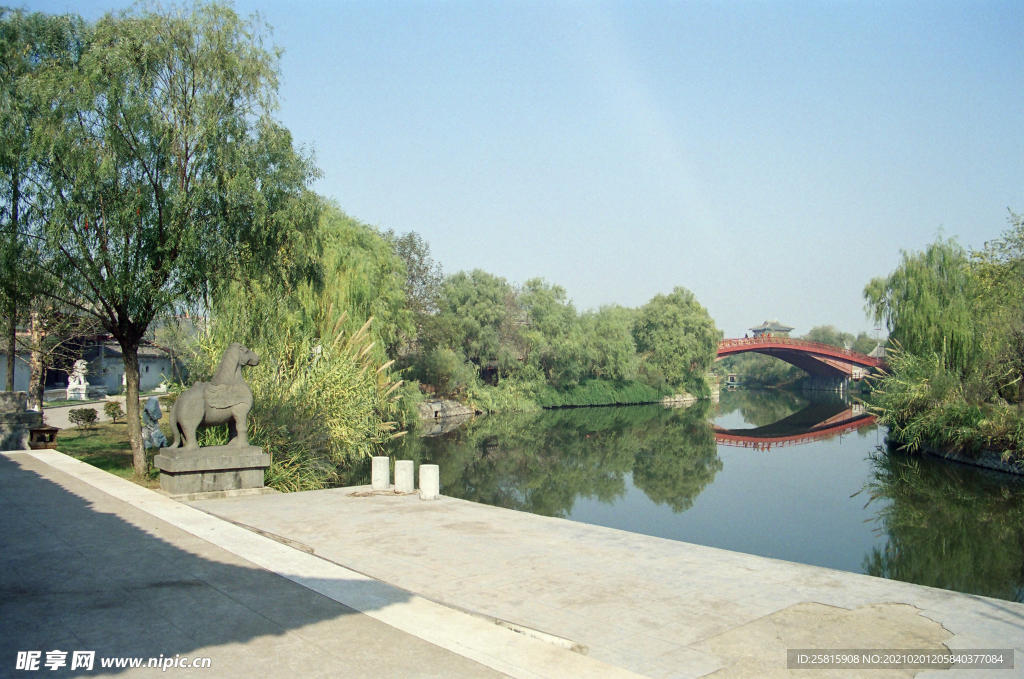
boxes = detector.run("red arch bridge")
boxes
[716,337,886,389]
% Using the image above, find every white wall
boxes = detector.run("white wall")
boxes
[0,354,31,393]
[97,356,173,392]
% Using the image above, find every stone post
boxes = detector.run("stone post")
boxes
[395,460,415,493]
[371,456,390,490]
[419,464,439,500]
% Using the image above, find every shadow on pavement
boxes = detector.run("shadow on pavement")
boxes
[0,454,413,677]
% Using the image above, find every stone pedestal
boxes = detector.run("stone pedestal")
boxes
[0,392,43,451]
[153,446,269,495]
[419,464,439,500]
[67,384,107,401]
[395,460,415,493]
[371,456,390,490]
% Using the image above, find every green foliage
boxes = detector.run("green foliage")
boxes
[192,308,403,492]
[313,207,412,359]
[26,2,321,476]
[68,407,98,430]
[802,325,879,354]
[578,305,640,382]
[386,229,442,346]
[464,377,541,414]
[633,287,721,394]
[861,451,1024,602]
[103,400,125,423]
[864,237,976,372]
[868,346,1024,459]
[534,380,672,408]
[410,273,721,408]
[518,278,585,387]
[420,348,478,397]
[0,10,74,334]
[431,269,521,371]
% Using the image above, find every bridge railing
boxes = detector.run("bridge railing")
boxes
[718,337,884,365]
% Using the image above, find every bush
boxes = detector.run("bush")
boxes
[68,408,99,430]
[422,348,478,397]
[103,401,125,423]
[869,346,1024,460]
[191,313,404,492]
[535,379,674,408]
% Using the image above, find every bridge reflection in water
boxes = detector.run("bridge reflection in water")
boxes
[713,397,876,450]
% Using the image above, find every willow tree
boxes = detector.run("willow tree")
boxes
[864,237,976,372]
[0,10,81,390]
[32,4,320,477]
[633,287,721,395]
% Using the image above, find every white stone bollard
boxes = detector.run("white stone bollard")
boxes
[371,456,390,490]
[395,460,415,493]
[419,464,440,500]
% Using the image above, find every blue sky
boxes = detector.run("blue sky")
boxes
[29,1,1024,337]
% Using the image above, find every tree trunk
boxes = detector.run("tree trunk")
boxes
[28,308,45,411]
[121,341,147,478]
[5,299,14,391]
[6,172,19,392]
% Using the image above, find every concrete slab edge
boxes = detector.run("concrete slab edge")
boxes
[6,450,644,679]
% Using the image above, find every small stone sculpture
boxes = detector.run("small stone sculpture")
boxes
[68,360,88,389]
[164,342,259,452]
[142,396,168,449]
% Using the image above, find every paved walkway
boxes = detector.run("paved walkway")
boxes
[3,451,643,679]
[191,486,1024,679]
[0,453,511,678]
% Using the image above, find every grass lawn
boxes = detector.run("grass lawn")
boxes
[43,399,106,408]
[56,421,161,488]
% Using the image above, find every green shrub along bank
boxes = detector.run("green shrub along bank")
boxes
[535,380,677,408]
[867,216,1024,464]
[870,348,1024,462]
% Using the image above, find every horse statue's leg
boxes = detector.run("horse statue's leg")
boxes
[167,402,182,449]
[232,404,251,447]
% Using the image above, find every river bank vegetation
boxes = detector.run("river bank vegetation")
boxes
[0,3,721,489]
[866,218,1024,464]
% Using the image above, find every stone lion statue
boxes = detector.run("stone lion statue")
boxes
[68,359,89,388]
[164,342,260,452]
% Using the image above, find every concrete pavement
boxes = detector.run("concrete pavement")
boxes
[191,485,1024,679]
[2,450,647,679]
[0,452,513,678]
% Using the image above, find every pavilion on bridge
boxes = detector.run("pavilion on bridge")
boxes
[749,319,794,338]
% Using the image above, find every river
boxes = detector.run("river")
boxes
[389,388,1024,603]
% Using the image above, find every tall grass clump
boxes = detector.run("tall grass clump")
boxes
[869,345,1024,460]
[191,307,404,491]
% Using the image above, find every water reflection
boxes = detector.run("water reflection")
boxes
[391,402,720,517]
[714,391,875,450]
[861,449,1024,603]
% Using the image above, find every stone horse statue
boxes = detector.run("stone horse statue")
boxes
[165,343,260,452]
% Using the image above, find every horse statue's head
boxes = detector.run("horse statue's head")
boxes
[211,342,260,385]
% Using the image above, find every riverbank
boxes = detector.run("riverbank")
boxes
[890,438,1024,476]
[424,378,715,417]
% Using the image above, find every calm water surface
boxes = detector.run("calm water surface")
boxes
[391,389,1024,602]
